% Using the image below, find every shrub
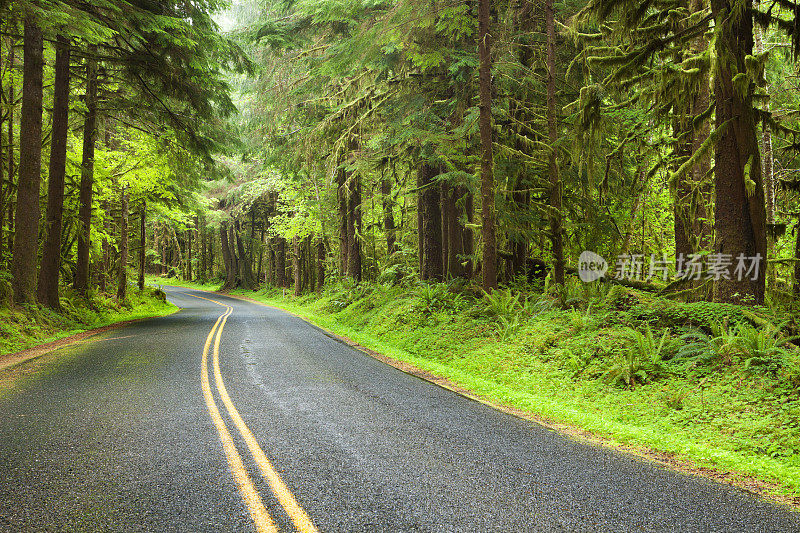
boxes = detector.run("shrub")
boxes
[480,288,521,319]
[602,326,671,387]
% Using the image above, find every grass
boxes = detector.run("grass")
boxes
[217,280,800,504]
[0,286,177,358]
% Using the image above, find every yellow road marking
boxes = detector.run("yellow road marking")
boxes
[213,308,320,533]
[185,290,319,532]
[200,307,277,533]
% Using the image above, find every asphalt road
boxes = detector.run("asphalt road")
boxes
[0,288,798,532]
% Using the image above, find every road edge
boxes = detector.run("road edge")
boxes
[210,289,799,512]
[0,309,180,373]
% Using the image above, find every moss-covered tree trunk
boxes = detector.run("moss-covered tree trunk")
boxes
[117,186,129,301]
[276,237,286,287]
[316,238,325,291]
[2,34,16,265]
[346,172,362,282]
[220,222,236,290]
[419,163,443,281]
[546,0,565,286]
[37,36,70,309]
[11,19,44,305]
[337,167,349,276]
[138,201,146,290]
[75,48,98,296]
[381,176,397,256]
[711,0,767,304]
[478,0,497,291]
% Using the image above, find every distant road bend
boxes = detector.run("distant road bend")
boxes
[0,288,797,532]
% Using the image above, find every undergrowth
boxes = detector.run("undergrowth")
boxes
[0,286,175,357]
[244,277,800,501]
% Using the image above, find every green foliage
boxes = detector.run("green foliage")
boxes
[414,283,464,315]
[602,326,671,387]
[480,288,522,319]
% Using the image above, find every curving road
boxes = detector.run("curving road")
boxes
[0,288,797,532]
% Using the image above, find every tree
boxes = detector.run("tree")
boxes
[37,36,70,309]
[477,0,497,291]
[74,48,98,295]
[10,17,43,305]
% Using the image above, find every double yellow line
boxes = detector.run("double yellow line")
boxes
[192,293,318,533]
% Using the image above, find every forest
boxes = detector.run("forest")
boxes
[2,0,800,308]
[2,0,800,503]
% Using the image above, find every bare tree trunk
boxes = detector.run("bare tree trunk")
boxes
[711,0,766,304]
[37,37,70,309]
[138,201,145,290]
[11,19,44,305]
[75,47,98,295]
[477,0,497,291]
[117,186,129,301]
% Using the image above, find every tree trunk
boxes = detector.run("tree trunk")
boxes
[235,219,255,289]
[276,237,286,287]
[1,35,15,265]
[419,163,443,281]
[11,19,44,305]
[37,36,70,309]
[463,189,474,278]
[0,35,5,267]
[477,0,497,291]
[448,186,467,278]
[185,227,192,281]
[293,234,301,296]
[117,186,129,301]
[711,0,767,304]
[347,172,362,281]
[337,167,349,276]
[381,176,397,256]
[220,222,236,290]
[441,182,450,277]
[417,167,425,276]
[138,201,146,290]
[75,47,98,295]
[316,238,325,291]
[100,202,110,293]
[545,0,565,285]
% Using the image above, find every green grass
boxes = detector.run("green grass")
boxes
[143,273,221,292]
[226,281,800,503]
[0,287,177,358]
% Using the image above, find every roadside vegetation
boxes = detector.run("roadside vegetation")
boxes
[0,284,173,358]
[233,278,800,503]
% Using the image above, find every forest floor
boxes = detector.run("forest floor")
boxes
[147,274,800,507]
[0,286,177,365]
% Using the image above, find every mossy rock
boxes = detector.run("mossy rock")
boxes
[602,285,642,310]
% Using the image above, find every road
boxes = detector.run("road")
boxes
[0,288,797,532]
